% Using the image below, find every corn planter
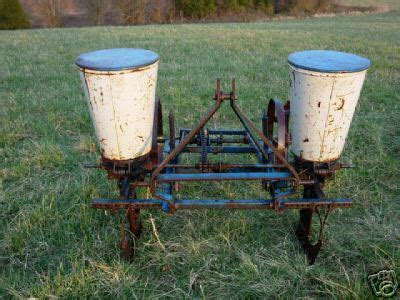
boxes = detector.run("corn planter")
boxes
[77,49,370,264]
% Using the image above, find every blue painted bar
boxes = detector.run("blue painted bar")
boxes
[183,146,257,154]
[180,129,247,136]
[207,129,247,135]
[164,144,258,155]
[93,198,352,210]
[93,198,164,207]
[174,199,274,209]
[157,172,292,182]
[154,192,173,201]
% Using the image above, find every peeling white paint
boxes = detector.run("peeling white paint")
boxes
[79,62,159,160]
[289,66,367,162]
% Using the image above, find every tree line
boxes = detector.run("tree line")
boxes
[1,0,333,29]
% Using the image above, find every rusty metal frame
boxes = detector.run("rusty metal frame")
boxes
[150,79,300,198]
[86,78,353,264]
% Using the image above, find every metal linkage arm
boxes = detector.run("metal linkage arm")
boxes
[150,79,225,195]
[229,94,300,184]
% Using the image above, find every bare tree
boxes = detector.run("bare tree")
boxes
[147,0,163,23]
[163,0,176,22]
[39,0,62,27]
[274,0,290,13]
[116,0,147,25]
[84,0,106,26]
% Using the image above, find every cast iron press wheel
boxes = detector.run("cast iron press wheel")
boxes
[261,99,290,190]
[150,96,164,166]
[266,98,290,160]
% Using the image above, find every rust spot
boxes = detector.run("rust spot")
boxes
[318,102,321,108]
[336,98,345,110]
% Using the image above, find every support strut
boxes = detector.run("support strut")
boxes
[296,181,332,264]
[114,178,142,259]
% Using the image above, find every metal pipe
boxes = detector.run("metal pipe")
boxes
[207,129,246,135]
[164,163,285,169]
[93,198,352,210]
[156,172,292,182]
[183,146,257,154]
[231,106,269,161]
[178,136,249,145]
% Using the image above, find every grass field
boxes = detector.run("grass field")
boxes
[1,4,400,298]
[338,0,400,10]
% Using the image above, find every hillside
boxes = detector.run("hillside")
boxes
[17,0,399,28]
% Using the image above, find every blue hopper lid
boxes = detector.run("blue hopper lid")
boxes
[288,50,371,73]
[75,48,160,71]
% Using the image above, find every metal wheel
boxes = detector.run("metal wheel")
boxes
[262,99,290,191]
[151,96,164,165]
[265,99,290,162]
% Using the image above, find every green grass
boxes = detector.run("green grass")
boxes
[339,0,400,11]
[1,8,400,298]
